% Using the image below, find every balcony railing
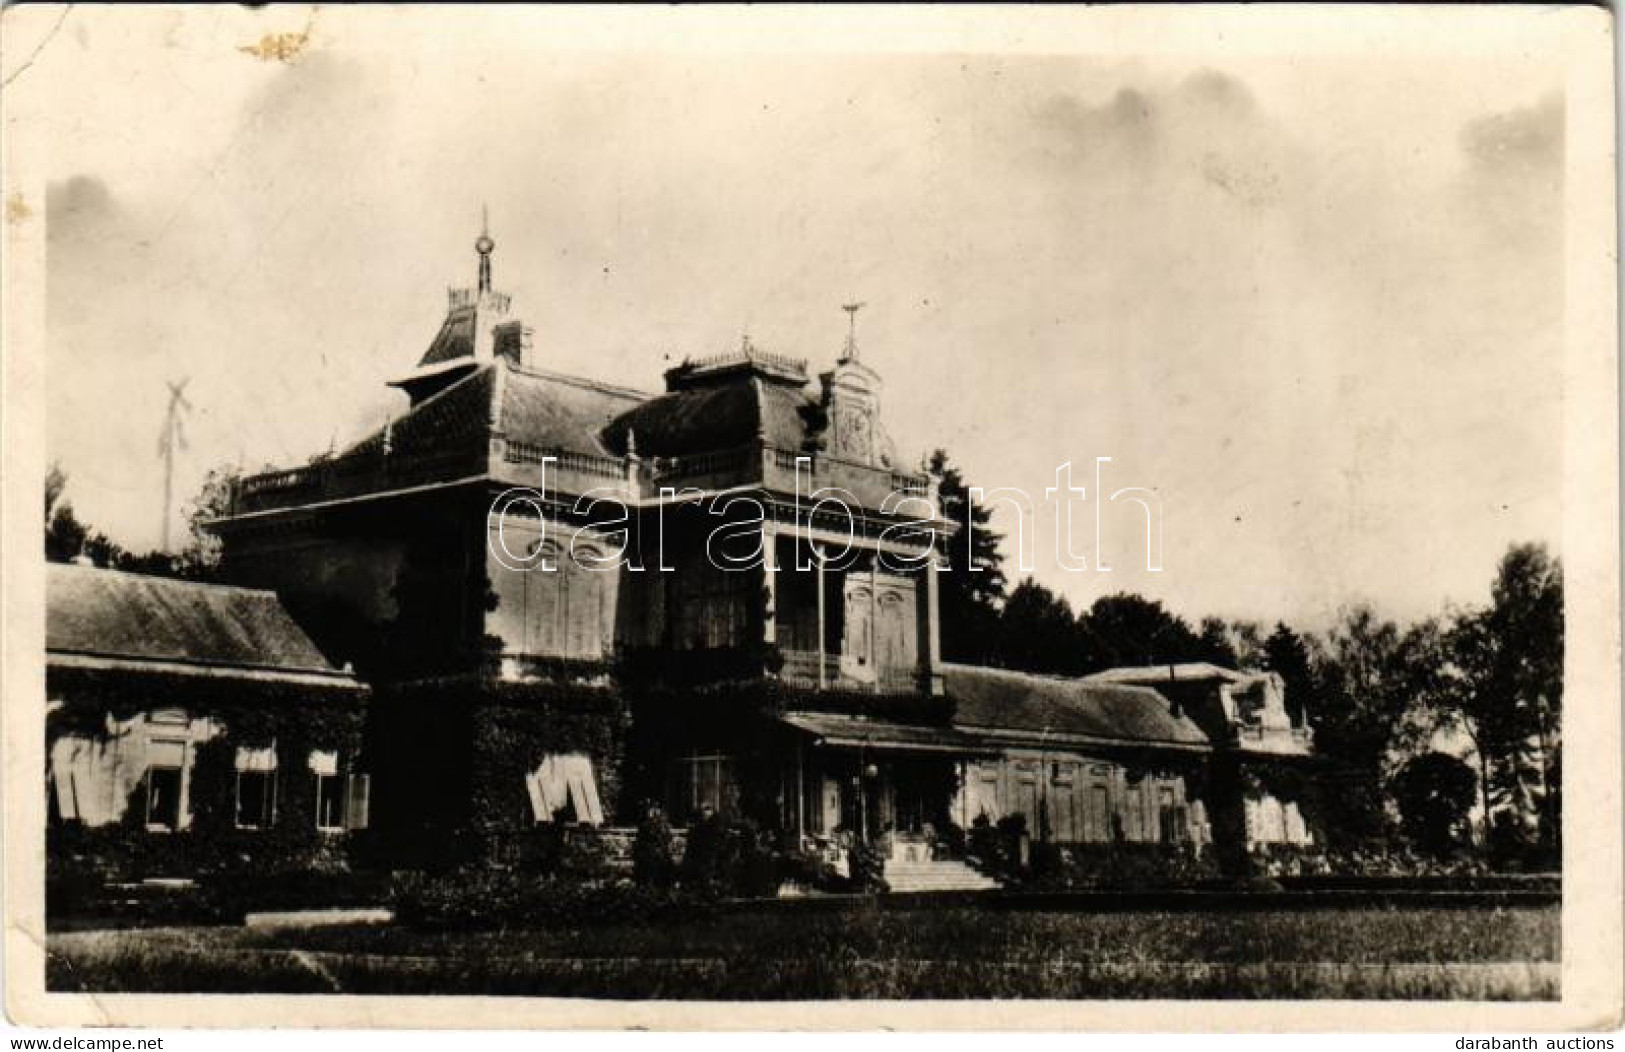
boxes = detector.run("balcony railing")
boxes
[232,436,939,520]
[1236,723,1314,750]
[779,649,841,688]
[503,440,625,480]
[233,445,485,515]
[651,446,755,484]
[778,649,922,695]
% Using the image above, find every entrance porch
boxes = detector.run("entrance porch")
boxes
[777,711,989,863]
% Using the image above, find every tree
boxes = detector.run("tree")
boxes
[1427,545,1563,856]
[173,463,238,579]
[1485,544,1562,855]
[1076,593,1202,672]
[929,450,1006,665]
[997,578,1086,675]
[1392,751,1477,856]
[1262,623,1316,728]
[44,463,124,566]
[1225,619,1266,670]
[42,462,236,580]
[1195,616,1240,668]
[1309,605,1427,849]
[45,463,90,562]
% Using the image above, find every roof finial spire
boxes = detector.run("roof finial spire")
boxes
[475,204,495,294]
[841,301,865,361]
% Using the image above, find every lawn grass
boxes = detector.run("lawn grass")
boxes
[46,904,1560,1000]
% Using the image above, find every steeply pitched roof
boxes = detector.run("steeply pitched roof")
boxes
[503,367,648,455]
[354,364,497,461]
[47,563,349,678]
[601,373,815,459]
[943,663,1211,749]
[349,362,646,463]
[419,303,481,368]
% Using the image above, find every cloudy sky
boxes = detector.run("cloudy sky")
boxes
[29,7,1565,629]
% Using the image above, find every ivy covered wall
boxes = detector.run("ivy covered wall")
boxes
[46,665,369,879]
[366,676,630,870]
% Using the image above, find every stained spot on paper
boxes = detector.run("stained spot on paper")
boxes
[6,192,33,226]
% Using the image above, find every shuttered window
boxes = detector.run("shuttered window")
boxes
[526,753,605,825]
[344,773,371,831]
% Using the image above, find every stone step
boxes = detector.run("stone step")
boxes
[888,880,998,889]
[883,860,1001,892]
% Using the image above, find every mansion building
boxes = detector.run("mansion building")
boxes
[47,228,1313,882]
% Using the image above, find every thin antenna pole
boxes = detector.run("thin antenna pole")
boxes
[842,301,865,360]
[158,378,190,552]
[161,439,173,552]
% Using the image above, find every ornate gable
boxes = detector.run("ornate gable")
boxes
[819,305,897,469]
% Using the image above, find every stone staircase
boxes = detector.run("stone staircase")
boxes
[884,858,1001,894]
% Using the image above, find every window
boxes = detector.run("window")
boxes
[970,765,1001,822]
[315,774,343,830]
[146,765,183,830]
[236,771,276,829]
[1157,786,1188,843]
[874,585,918,676]
[525,753,605,825]
[145,739,188,831]
[1124,779,1146,841]
[1088,784,1111,843]
[234,746,278,830]
[306,749,370,832]
[669,755,737,824]
[675,556,748,651]
[310,750,343,831]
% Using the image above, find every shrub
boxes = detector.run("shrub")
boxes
[1024,842,1221,890]
[391,868,693,931]
[553,825,615,878]
[201,869,392,918]
[1487,812,1544,872]
[679,811,739,897]
[846,839,888,894]
[674,813,786,898]
[1392,752,1478,856]
[632,806,679,889]
[778,848,839,891]
[996,813,1030,870]
[967,815,1004,873]
[735,830,783,898]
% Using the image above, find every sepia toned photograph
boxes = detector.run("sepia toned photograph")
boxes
[1,3,1618,1032]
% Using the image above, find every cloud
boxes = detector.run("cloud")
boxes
[1455,92,1563,250]
[1461,92,1564,173]
[1034,87,1160,165]
[1177,68,1258,113]
[1027,70,1289,207]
